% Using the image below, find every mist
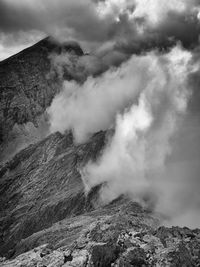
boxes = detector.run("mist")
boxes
[48,51,156,142]
[48,44,200,228]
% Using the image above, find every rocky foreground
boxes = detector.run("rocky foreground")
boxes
[1,199,200,266]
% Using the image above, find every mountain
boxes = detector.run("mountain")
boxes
[0,39,200,266]
[0,37,83,163]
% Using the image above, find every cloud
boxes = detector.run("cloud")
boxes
[48,50,156,142]
[48,44,200,227]
[0,0,200,60]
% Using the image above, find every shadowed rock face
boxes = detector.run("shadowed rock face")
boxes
[0,37,83,162]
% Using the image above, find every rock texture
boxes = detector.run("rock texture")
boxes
[0,37,83,162]
[0,130,106,258]
[1,197,200,266]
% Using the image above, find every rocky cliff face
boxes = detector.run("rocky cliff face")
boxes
[0,37,83,162]
[0,39,200,267]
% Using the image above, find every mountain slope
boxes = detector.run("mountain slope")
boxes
[0,37,83,162]
[0,130,106,258]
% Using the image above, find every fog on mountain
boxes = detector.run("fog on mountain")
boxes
[1,0,200,266]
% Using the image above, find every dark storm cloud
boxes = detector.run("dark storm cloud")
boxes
[0,0,116,42]
[112,10,200,57]
[157,11,200,49]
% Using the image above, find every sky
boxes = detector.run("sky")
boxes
[0,0,200,60]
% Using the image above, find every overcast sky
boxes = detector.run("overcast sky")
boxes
[0,0,200,60]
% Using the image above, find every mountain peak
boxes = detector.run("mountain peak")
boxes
[0,37,84,162]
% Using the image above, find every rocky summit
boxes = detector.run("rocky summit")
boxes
[0,38,200,267]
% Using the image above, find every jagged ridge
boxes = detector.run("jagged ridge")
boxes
[0,130,106,258]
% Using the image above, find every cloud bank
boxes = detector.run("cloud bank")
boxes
[48,51,155,142]
[0,0,200,59]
